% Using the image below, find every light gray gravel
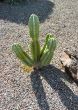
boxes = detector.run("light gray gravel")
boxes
[0,0,78,110]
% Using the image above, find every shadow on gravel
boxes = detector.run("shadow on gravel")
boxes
[0,0,54,25]
[30,65,78,110]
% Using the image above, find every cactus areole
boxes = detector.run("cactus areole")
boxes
[12,14,57,70]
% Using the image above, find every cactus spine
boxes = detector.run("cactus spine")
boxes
[12,14,57,70]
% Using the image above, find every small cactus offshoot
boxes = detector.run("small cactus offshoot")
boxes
[12,14,57,71]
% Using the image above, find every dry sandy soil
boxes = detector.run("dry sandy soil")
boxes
[0,0,78,110]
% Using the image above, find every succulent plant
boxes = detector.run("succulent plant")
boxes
[12,14,57,70]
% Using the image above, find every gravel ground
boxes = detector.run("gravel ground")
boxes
[0,0,78,110]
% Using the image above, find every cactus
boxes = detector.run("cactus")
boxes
[28,14,39,41]
[12,44,33,67]
[46,34,56,51]
[40,34,56,66]
[40,34,56,57]
[12,14,57,70]
[31,40,40,64]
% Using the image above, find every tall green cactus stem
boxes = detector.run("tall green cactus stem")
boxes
[31,40,40,64]
[12,44,33,67]
[40,48,49,66]
[40,49,54,67]
[40,34,56,67]
[29,14,40,64]
[40,34,56,57]
[28,14,39,41]
[46,34,56,51]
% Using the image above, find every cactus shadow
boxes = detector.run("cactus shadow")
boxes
[0,0,54,25]
[30,65,78,110]
[30,71,50,110]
